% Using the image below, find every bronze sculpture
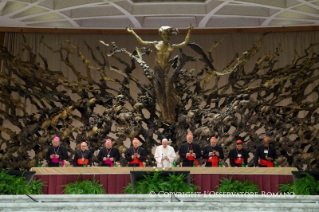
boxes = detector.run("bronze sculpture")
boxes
[0,27,318,170]
[127,25,193,124]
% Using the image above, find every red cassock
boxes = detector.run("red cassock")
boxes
[206,156,219,167]
[125,146,147,167]
[77,159,89,166]
[259,159,274,167]
[178,142,201,167]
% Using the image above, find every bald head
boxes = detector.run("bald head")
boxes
[132,138,139,148]
[81,142,87,151]
[105,139,112,149]
[263,137,269,147]
[210,137,217,147]
[186,133,193,144]
[162,139,169,148]
[52,137,60,147]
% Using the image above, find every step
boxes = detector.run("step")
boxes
[0,195,318,211]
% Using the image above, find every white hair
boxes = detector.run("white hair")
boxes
[162,138,168,143]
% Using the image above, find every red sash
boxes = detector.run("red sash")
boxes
[129,158,144,167]
[51,157,64,167]
[206,156,219,167]
[77,159,89,166]
[187,155,199,167]
[103,158,114,166]
[234,158,243,165]
[259,159,274,167]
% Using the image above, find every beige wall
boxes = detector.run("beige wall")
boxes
[1,30,319,167]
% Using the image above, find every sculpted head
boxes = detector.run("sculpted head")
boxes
[159,26,178,41]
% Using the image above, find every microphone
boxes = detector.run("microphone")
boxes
[132,147,135,171]
[162,153,164,168]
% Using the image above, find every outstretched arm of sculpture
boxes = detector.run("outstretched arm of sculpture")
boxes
[172,24,193,48]
[126,27,156,46]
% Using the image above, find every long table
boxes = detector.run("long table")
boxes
[31,167,297,194]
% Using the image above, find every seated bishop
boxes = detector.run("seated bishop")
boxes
[97,139,121,167]
[73,141,92,167]
[125,138,147,167]
[178,133,201,167]
[228,140,249,167]
[254,137,277,167]
[45,137,68,167]
[202,137,224,167]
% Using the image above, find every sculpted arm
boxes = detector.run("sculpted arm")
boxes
[172,24,193,48]
[127,27,157,46]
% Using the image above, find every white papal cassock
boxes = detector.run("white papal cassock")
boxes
[154,145,177,167]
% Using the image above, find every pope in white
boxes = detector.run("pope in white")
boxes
[154,139,177,167]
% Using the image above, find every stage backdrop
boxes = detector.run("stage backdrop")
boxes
[0,29,318,170]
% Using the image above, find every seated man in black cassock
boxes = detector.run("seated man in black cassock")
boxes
[73,141,92,167]
[178,133,201,167]
[254,137,277,167]
[97,139,121,167]
[125,138,147,167]
[203,136,224,167]
[45,137,68,167]
[228,140,249,167]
